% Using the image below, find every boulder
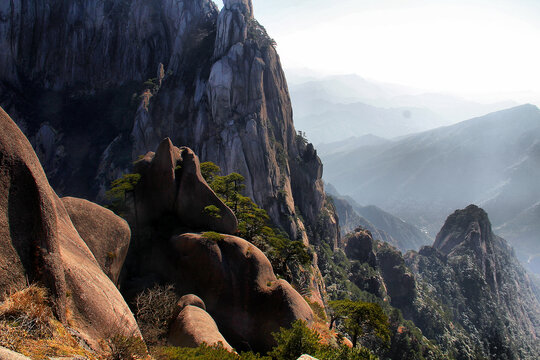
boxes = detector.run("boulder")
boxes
[344,228,377,267]
[175,147,238,234]
[0,107,139,349]
[62,197,131,285]
[0,347,31,360]
[168,305,233,351]
[297,355,319,360]
[166,232,314,352]
[133,138,238,234]
[177,294,206,311]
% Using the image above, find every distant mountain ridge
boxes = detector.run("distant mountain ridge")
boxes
[288,73,517,144]
[323,104,540,271]
[326,184,432,252]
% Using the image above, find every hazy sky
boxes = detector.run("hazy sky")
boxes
[215,0,540,104]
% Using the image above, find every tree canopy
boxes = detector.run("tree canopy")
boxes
[200,162,312,280]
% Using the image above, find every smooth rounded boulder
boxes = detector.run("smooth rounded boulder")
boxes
[62,197,131,285]
[168,305,234,351]
[167,232,314,352]
[0,107,140,349]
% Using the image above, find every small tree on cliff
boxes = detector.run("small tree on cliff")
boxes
[105,173,141,216]
[329,299,390,351]
[200,161,312,279]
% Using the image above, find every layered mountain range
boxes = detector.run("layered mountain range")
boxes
[323,104,540,271]
[337,205,540,359]
[289,73,517,144]
[325,183,432,252]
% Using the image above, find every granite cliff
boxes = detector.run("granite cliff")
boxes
[0,0,334,246]
[0,0,338,304]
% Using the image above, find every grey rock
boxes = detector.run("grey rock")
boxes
[0,0,339,305]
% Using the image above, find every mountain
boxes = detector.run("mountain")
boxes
[406,205,540,359]
[496,201,540,273]
[325,205,540,359]
[316,134,390,157]
[323,104,540,268]
[0,0,340,297]
[294,100,447,144]
[319,205,540,359]
[326,184,432,252]
[0,106,314,354]
[289,73,518,144]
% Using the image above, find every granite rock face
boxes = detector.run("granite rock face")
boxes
[0,0,334,242]
[0,107,139,349]
[133,138,238,234]
[0,0,338,304]
[62,196,131,285]
[168,304,233,351]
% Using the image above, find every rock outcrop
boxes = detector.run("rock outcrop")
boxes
[168,304,233,351]
[344,228,377,267]
[0,107,139,349]
[167,233,314,351]
[176,294,207,312]
[0,347,31,360]
[61,196,131,285]
[406,205,540,359]
[0,2,340,287]
[123,139,313,352]
[133,138,238,234]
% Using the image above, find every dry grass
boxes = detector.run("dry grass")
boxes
[0,285,99,360]
[0,285,53,338]
[104,334,147,360]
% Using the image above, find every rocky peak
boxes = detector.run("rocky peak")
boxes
[214,0,253,58]
[344,227,377,267]
[406,205,540,358]
[0,0,338,306]
[224,0,253,17]
[433,204,494,256]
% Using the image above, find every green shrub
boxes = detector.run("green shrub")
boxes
[154,343,270,359]
[269,320,321,360]
[203,205,222,219]
[202,231,225,242]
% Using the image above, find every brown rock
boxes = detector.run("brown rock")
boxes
[175,147,237,234]
[133,138,180,223]
[0,347,31,360]
[167,232,314,352]
[344,228,377,267]
[168,305,234,351]
[170,294,207,323]
[134,138,238,234]
[177,294,206,311]
[0,107,139,349]
[61,197,131,285]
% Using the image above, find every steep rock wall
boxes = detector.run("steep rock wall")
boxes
[0,0,338,302]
